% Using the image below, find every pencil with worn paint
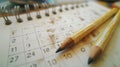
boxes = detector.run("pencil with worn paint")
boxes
[88,10,120,64]
[56,8,118,53]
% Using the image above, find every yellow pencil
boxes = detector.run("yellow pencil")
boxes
[88,10,120,64]
[56,8,118,53]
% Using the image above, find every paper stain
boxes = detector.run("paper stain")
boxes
[11,30,17,35]
[48,34,55,45]
[47,29,55,46]
[79,17,84,21]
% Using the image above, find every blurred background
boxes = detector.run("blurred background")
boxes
[0,0,120,14]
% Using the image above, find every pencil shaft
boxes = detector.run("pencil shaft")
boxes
[56,8,119,53]
[95,10,120,51]
[88,9,120,64]
[71,8,118,44]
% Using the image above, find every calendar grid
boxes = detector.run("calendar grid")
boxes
[7,24,95,67]
[7,36,11,67]
[33,25,48,67]
[4,2,110,67]
[21,26,27,67]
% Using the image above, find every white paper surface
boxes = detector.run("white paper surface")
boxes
[0,2,120,67]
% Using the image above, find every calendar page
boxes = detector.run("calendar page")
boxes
[0,2,120,67]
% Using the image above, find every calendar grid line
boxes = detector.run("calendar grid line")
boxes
[71,47,85,66]
[33,25,52,67]
[7,43,56,58]
[22,26,28,67]
[7,47,40,56]
[3,2,112,67]
[7,34,12,67]
[10,31,35,38]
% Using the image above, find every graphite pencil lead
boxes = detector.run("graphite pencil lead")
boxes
[88,58,93,64]
[56,48,63,53]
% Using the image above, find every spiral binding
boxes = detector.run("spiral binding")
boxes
[0,2,88,25]
[65,5,69,11]
[43,3,50,16]
[59,5,63,12]
[25,4,33,20]
[52,7,56,14]
[0,8,12,25]
[14,6,23,23]
[33,3,41,18]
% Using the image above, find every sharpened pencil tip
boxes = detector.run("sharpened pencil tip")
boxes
[56,48,63,53]
[88,58,93,64]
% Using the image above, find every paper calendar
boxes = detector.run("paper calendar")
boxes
[0,2,120,67]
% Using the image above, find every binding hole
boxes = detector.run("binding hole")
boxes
[71,6,74,9]
[52,8,56,14]
[45,13,49,16]
[59,9,62,12]
[5,20,12,25]
[76,4,79,8]
[43,3,50,16]
[65,5,68,10]
[85,3,88,6]
[27,16,32,20]
[17,18,23,22]
[52,11,56,14]
[59,5,63,12]
[36,15,41,18]
[65,7,68,10]
[45,8,49,16]
[81,4,84,7]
